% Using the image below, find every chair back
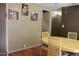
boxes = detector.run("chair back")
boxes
[68,32,77,40]
[48,37,61,56]
[42,32,49,38]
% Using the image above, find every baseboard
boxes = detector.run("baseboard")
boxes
[8,44,41,54]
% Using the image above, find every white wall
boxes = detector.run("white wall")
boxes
[7,3,52,52]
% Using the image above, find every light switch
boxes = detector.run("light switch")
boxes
[62,25,64,28]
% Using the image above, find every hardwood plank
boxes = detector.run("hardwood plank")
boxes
[9,46,47,56]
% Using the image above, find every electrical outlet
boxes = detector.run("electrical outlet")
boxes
[24,44,26,48]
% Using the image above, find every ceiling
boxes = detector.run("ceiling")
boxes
[36,3,79,10]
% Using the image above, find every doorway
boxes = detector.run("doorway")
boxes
[42,10,50,32]
[51,10,62,36]
[0,3,6,56]
[41,10,50,56]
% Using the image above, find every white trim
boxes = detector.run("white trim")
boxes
[8,44,41,53]
[6,3,9,56]
[49,12,52,35]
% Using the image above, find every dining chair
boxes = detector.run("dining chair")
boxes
[61,32,78,56]
[42,32,49,38]
[40,32,49,56]
[48,37,61,56]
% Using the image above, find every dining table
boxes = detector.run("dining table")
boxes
[42,36,79,54]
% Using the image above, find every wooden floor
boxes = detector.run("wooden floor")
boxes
[9,46,47,56]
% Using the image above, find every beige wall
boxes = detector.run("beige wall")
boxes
[7,3,52,52]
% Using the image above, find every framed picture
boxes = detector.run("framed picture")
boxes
[31,12,38,21]
[8,9,19,20]
[21,4,28,16]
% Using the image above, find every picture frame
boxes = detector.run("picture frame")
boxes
[8,9,19,20]
[21,4,28,16]
[31,12,38,21]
